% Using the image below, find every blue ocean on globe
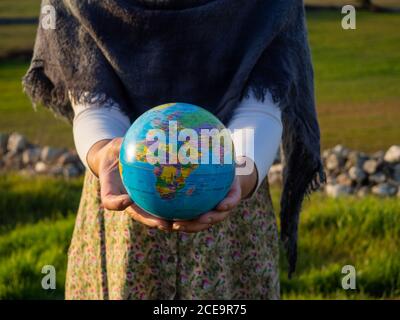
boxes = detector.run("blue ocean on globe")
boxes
[119,102,236,221]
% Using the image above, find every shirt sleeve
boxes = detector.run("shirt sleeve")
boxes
[228,91,283,196]
[71,94,131,169]
[72,90,282,195]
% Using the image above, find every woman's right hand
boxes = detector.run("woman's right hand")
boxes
[87,138,173,231]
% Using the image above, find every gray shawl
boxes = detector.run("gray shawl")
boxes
[23,0,326,277]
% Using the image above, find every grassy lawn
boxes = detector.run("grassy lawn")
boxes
[0,174,398,299]
[0,25,37,59]
[0,60,73,148]
[0,0,40,18]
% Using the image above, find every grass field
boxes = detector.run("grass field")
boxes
[0,174,399,299]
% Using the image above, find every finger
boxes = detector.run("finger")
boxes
[172,221,211,233]
[102,194,133,211]
[195,210,231,225]
[100,168,132,210]
[172,211,230,233]
[126,205,172,231]
[216,178,241,211]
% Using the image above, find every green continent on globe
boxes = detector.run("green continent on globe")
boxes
[153,163,199,199]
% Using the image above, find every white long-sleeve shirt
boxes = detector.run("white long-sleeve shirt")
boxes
[72,91,282,194]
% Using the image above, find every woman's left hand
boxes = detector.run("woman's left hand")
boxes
[172,157,258,233]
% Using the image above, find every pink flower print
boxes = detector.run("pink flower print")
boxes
[194,252,201,261]
[147,228,157,237]
[150,266,159,275]
[205,236,215,247]
[135,253,145,263]
[229,223,237,231]
[242,209,251,221]
[180,233,189,241]
[255,263,263,273]
[159,254,166,263]
[240,274,248,283]
[202,279,212,290]
[232,251,241,261]
[181,275,189,284]
[126,272,133,281]
[251,233,258,243]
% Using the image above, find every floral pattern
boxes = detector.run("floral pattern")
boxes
[65,171,280,300]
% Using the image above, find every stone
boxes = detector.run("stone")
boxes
[3,152,23,170]
[49,165,64,176]
[372,183,397,197]
[41,146,65,164]
[63,164,81,179]
[268,164,283,185]
[322,149,331,160]
[369,172,387,184]
[345,151,368,170]
[57,152,80,166]
[372,150,385,162]
[34,161,48,174]
[332,144,350,159]
[7,133,27,154]
[393,164,400,183]
[326,153,342,171]
[332,144,350,158]
[22,148,41,165]
[0,133,9,155]
[336,173,352,187]
[325,184,352,198]
[357,186,370,197]
[384,145,400,163]
[348,166,367,184]
[363,159,379,175]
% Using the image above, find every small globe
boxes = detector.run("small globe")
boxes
[119,102,235,221]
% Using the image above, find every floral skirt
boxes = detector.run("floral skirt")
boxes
[65,171,280,300]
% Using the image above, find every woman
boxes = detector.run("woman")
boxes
[23,0,325,299]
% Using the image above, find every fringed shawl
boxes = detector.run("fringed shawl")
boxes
[23,0,326,277]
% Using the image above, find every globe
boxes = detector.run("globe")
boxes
[119,102,236,221]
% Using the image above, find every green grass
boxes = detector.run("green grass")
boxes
[272,191,400,299]
[0,174,82,299]
[0,60,74,148]
[0,0,40,18]
[0,175,399,299]
[0,24,37,59]
[308,11,400,151]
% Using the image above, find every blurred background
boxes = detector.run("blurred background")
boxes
[0,0,399,299]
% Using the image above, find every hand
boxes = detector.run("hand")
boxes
[171,157,258,233]
[87,138,172,231]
